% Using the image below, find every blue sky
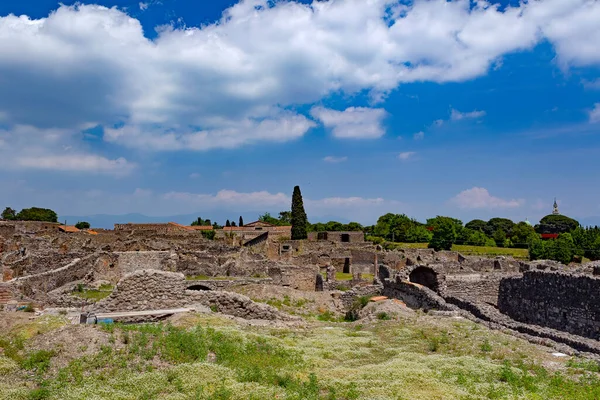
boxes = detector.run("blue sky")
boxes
[0,0,599,226]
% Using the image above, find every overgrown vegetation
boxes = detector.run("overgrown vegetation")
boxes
[2,313,600,399]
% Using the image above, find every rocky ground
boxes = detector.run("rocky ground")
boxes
[2,286,600,399]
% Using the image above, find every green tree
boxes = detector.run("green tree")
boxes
[536,214,579,234]
[528,237,547,261]
[75,221,90,230]
[191,217,207,226]
[1,207,16,220]
[225,220,231,227]
[465,230,489,246]
[374,213,421,242]
[344,222,364,232]
[485,218,515,237]
[465,219,487,232]
[231,221,237,227]
[428,217,458,251]
[291,186,308,240]
[239,216,244,227]
[547,233,575,264]
[15,207,58,222]
[493,229,507,247]
[278,211,292,225]
[510,222,538,248]
[405,225,433,243]
[258,212,283,226]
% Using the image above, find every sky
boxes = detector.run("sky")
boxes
[0,0,599,226]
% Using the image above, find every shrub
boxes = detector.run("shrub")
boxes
[376,312,391,320]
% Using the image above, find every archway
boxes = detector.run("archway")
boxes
[188,284,212,291]
[409,267,439,292]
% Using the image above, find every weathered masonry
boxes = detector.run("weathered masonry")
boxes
[498,270,600,340]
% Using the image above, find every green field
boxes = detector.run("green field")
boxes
[386,243,529,259]
[2,312,600,399]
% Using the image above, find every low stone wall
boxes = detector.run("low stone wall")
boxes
[186,278,273,291]
[93,269,298,321]
[382,279,455,312]
[498,270,600,340]
[339,284,383,309]
[116,251,178,274]
[445,272,517,306]
[7,254,97,300]
[446,296,600,355]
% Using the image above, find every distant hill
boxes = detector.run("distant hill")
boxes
[59,212,356,229]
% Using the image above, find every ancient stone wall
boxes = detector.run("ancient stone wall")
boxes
[116,251,178,274]
[498,271,600,340]
[8,254,98,300]
[444,272,517,306]
[93,269,298,321]
[382,279,454,312]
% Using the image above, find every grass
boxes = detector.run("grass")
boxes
[387,243,530,259]
[335,272,375,281]
[2,313,600,399]
[72,285,113,302]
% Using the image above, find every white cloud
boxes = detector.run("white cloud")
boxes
[14,154,134,176]
[189,172,201,179]
[323,156,348,163]
[450,187,524,209]
[413,131,424,140]
[450,108,487,121]
[0,125,134,175]
[0,1,599,155]
[139,2,148,11]
[589,103,600,123]
[582,79,600,90]
[398,151,416,161]
[104,112,315,150]
[311,107,387,139]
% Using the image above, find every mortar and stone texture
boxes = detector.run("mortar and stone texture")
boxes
[93,269,298,321]
[498,270,600,340]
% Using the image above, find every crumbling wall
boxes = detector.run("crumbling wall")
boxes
[93,269,298,321]
[445,272,516,306]
[498,270,600,340]
[116,251,178,274]
[382,278,454,311]
[8,254,98,300]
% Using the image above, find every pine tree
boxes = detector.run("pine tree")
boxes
[291,185,308,240]
[226,220,231,227]
[239,216,244,227]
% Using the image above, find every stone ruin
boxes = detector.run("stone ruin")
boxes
[1,220,600,357]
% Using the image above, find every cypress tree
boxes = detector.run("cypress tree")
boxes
[291,185,308,240]
[225,220,231,227]
[239,216,244,227]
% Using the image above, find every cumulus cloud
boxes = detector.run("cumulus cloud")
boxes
[14,154,134,176]
[398,151,416,161]
[413,131,424,140]
[0,125,134,175]
[450,108,487,121]
[590,103,600,123]
[311,107,387,139]
[0,0,599,156]
[450,187,524,209]
[323,156,348,163]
